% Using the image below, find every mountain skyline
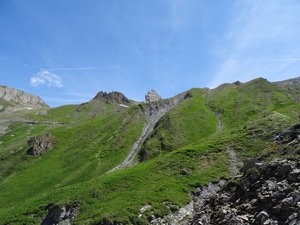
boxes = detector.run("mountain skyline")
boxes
[1,74,300,224]
[1,0,300,107]
[1,74,300,110]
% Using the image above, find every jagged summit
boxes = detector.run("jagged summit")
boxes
[145,89,161,102]
[232,80,242,85]
[0,85,49,112]
[92,91,130,104]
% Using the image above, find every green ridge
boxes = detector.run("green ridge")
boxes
[1,78,300,224]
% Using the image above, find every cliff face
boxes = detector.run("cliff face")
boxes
[0,85,49,111]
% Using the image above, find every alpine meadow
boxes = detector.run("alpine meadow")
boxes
[1,77,300,224]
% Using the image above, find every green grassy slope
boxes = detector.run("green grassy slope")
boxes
[206,78,297,128]
[139,88,218,161]
[0,78,300,224]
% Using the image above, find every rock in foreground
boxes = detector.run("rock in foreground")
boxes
[190,159,300,225]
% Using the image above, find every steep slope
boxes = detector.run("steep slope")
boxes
[0,85,49,112]
[206,78,296,129]
[139,89,218,161]
[1,78,300,224]
[106,90,190,173]
[273,76,300,103]
[190,158,300,225]
[0,85,49,136]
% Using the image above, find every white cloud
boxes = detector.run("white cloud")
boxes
[209,0,300,87]
[30,70,63,87]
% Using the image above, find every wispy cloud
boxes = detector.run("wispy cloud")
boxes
[170,0,189,32]
[43,66,120,71]
[258,59,300,62]
[209,0,300,88]
[30,70,63,87]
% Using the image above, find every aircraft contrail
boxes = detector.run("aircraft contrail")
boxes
[43,67,120,71]
[259,58,300,62]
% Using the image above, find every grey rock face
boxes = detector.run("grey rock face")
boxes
[92,91,130,104]
[41,204,79,225]
[145,90,162,102]
[105,91,191,174]
[27,133,55,156]
[273,76,300,87]
[0,85,48,110]
[189,159,300,225]
[139,91,192,162]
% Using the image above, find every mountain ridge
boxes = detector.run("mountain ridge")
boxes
[1,76,300,224]
[0,85,49,112]
[1,76,300,111]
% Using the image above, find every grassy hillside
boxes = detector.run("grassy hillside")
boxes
[139,88,218,161]
[1,78,300,224]
[206,78,297,129]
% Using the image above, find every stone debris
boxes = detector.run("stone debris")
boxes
[189,159,300,225]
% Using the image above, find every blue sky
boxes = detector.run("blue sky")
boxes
[1,1,300,107]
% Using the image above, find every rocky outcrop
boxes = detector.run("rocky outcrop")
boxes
[232,80,242,85]
[93,91,130,104]
[273,76,300,87]
[105,91,191,174]
[145,90,162,102]
[150,179,228,225]
[27,133,55,156]
[41,204,79,225]
[190,159,300,225]
[0,85,48,111]
[273,76,300,103]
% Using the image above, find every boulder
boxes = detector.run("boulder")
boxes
[41,204,79,225]
[145,90,162,102]
[27,133,55,156]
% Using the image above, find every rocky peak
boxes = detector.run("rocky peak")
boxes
[145,90,162,102]
[0,85,49,111]
[93,91,130,104]
[232,80,242,85]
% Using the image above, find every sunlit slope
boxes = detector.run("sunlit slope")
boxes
[206,78,297,129]
[0,94,137,179]
[1,78,300,224]
[0,100,145,208]
[204,78,300,158]
[139,88,218,161]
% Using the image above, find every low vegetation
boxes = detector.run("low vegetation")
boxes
[0,78,299,224]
